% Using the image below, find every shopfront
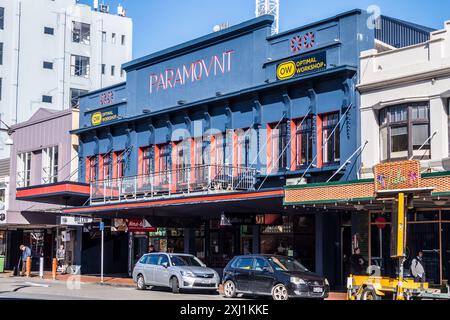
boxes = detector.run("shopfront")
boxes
[284,160,450,286]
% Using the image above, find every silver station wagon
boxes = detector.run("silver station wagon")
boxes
[132,253,220,293]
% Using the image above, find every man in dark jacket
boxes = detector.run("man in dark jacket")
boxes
[19,245,32,276]
[350,247,367,275]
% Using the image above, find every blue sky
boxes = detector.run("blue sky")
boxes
[80,0,450,59]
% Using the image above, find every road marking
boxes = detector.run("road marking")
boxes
[24,282,50,288]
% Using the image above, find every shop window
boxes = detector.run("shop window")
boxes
[379,103,430,161]
[295,116,313,168]
[72,21,90,45]
[42,146,58,184]
[268,122,288,171]
[17,152,32,187]
[322,112,340,165]
[415,210,439,221]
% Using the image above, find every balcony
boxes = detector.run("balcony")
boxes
[90,164,257,205]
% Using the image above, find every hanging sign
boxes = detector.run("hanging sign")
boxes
[276,51,327,81]
[127,219,157,232]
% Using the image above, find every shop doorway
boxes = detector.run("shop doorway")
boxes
[442,223,450,283]
[341,225,352,284]
[133,233,149,262]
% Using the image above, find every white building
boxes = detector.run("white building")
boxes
[359,20,450,178]
[0,0,132,159]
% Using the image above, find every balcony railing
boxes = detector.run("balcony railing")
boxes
[90,164,257,205]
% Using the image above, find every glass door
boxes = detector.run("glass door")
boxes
[442,223,450,283]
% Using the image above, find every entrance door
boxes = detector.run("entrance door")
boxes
[341,226,352,284]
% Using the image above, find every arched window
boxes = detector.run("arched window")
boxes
[379,103,430,161]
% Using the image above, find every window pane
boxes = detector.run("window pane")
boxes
[380,127,388,161]
[390,126,408,158]
[412,124,430,149]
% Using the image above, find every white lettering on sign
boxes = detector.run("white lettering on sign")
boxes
[149,50,235,94]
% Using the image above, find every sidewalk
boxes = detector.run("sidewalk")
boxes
[0,271,346,300]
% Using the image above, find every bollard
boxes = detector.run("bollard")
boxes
[26,257,31,278]
[39,257,44,279]
[52,258,57,280]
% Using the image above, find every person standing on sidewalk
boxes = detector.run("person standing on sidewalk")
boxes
[56,245,66,273]
[19,245,31,276]
[411,250,426,283]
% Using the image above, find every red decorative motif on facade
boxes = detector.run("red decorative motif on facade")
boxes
[290,36,302,52]
[100,91,114,106]
[290,32,316,53]
[303,32,315,49]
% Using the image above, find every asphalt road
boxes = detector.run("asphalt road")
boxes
[0,276,231,300]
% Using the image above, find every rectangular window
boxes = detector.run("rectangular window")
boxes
[42,95,52,103]
[102,153,112,181]
[42,146,58,184]
[101,64,106,75]
[142,147,154,176]
[158,144,171,184]
[72,21,90,45]
[0,7,4,30]
[237,129,251,167]
[111,65,115,76]
[176,140,190,184]
[112,33,116,44]
[44,27,54,35]
[322,112,340,164]
[17,152,32,187]
[102,31,107,42]
[114,151,125,179]
[0,78,2,101]
[380,103,430,161]
[70,55,90,78]
[296,116,313,168]
[43,61,53,69]
[0,43,3,65]
[87,156,98,182]
[70,88,88,108]
[269,122,288,171]
[121,35,126,45]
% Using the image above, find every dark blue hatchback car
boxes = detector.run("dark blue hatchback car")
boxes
[222,255,329,300]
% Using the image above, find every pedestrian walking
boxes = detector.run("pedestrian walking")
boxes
[411,250,426,283]
[56,245,66,273]
[19,245,32,276]
[148,244,156,253]
[350,247,367,275]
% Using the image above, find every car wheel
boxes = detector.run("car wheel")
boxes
[360,287,381,301]
[136,275,146,290]
[171,277,180,294]
[223,280,237,298]
[272,284,289,301]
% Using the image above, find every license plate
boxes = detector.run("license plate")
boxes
[313,287,323,293]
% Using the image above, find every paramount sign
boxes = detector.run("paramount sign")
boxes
[149,50,235,94]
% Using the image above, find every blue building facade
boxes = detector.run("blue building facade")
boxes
[38,10,431,286]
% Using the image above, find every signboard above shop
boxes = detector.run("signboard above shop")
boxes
[91,106,119,126]
[374,160,421,192]
[276,51,327,81]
